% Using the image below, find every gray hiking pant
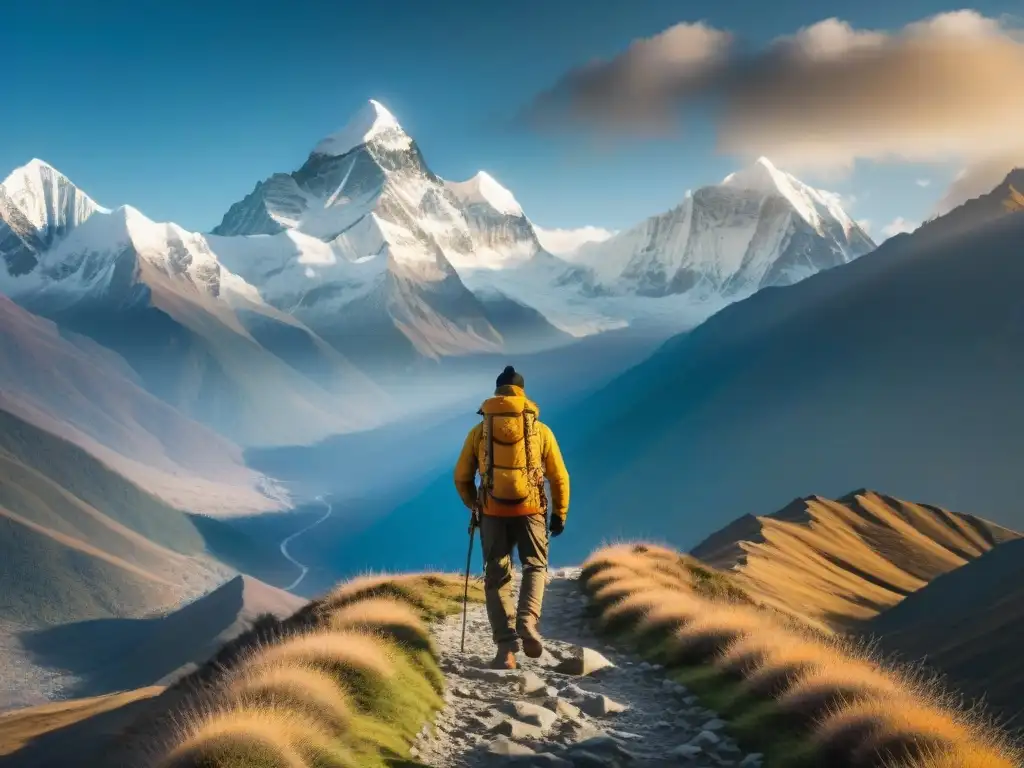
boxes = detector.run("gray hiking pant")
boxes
[479,513,548,651]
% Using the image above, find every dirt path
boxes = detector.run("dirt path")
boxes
[279,495,333,592]
[413,567,764,767]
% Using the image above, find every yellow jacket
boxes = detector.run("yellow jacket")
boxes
[454,385,570,520]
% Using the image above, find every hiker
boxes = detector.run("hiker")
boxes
[454,365,570,670]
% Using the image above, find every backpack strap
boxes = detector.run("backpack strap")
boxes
[523,410,548,512]
[486,412,495,496]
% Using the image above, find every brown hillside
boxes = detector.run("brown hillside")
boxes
[690,490,1020,629]
[18,575,306,700]
[0,294,281,516]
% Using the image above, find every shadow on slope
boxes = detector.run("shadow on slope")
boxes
[0,573,480,768]
[185,512,301,589]
[19,575,305,698]
[0,407,235,631]
[0,688,163,767]
[689,490,1020,630]
[866,537,1024,728]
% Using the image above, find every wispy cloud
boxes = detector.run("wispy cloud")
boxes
[881,216,919,239]
[856,218,873,234]
[518,10,1024,193]
[915,178,932,187]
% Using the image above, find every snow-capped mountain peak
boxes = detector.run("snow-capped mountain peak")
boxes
[24,202,243,302]
[574,158,875,300]
[312,99,410,157]
[1,158,108,231]
[1,158,109,279]
[446,171,523,217]
[722,156,858,234]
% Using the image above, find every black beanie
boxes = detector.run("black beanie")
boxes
[496,365,525,390]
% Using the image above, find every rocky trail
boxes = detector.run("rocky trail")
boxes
[412,568,764,767]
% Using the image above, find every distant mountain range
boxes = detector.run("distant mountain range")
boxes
[0,100,871,447]
[552,168,1024,559]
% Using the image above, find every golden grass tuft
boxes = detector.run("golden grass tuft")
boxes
[151,571,477,768]
[226,664,352,736]
[328,597,432,652]
[590,575,670,610]
[580,543,680,587]
[160,705,353,768]
[913,745,1020,768]
[775,658,903,723]
[601,588,702,637]
[321,573,424,611]
[663,605,766,667]
[245,630,396,685]
[583,564,649,593]
[319,572,476,623]
[580,541,1022,768]
[717,631,830,682]
[812,697,971,767]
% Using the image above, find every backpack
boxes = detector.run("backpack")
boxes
[480,406,547,510]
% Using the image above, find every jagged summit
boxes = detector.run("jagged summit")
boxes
[4,157,58,182]
[722,156,858,233]
[572,157,875,298]
[445,171,524,217]
[1,157,108,226]
[1,158,108,279]
[3,157,64,186]
[721,156,784,192]
[311,98,410,157]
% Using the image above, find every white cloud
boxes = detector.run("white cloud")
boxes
[915,178,932,187]
[881,216,919,238]
[856,218,872,234]
[304,267,316,278]
[535,225,617,256]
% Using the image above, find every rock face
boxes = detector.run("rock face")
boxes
[413,571,760,767]
[0,159,107,279]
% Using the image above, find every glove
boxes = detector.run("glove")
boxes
[549,515,565,537]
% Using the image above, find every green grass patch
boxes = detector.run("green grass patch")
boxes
[156,573,478,768]
[323,574,484,623]
[684,563,752,604]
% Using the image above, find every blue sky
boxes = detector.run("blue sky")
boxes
[1,0,1016,238]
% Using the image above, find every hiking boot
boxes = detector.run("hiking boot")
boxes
[522,636,544,659]
[491,648,517,670]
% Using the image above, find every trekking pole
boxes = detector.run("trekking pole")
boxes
[460,506,480,654]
